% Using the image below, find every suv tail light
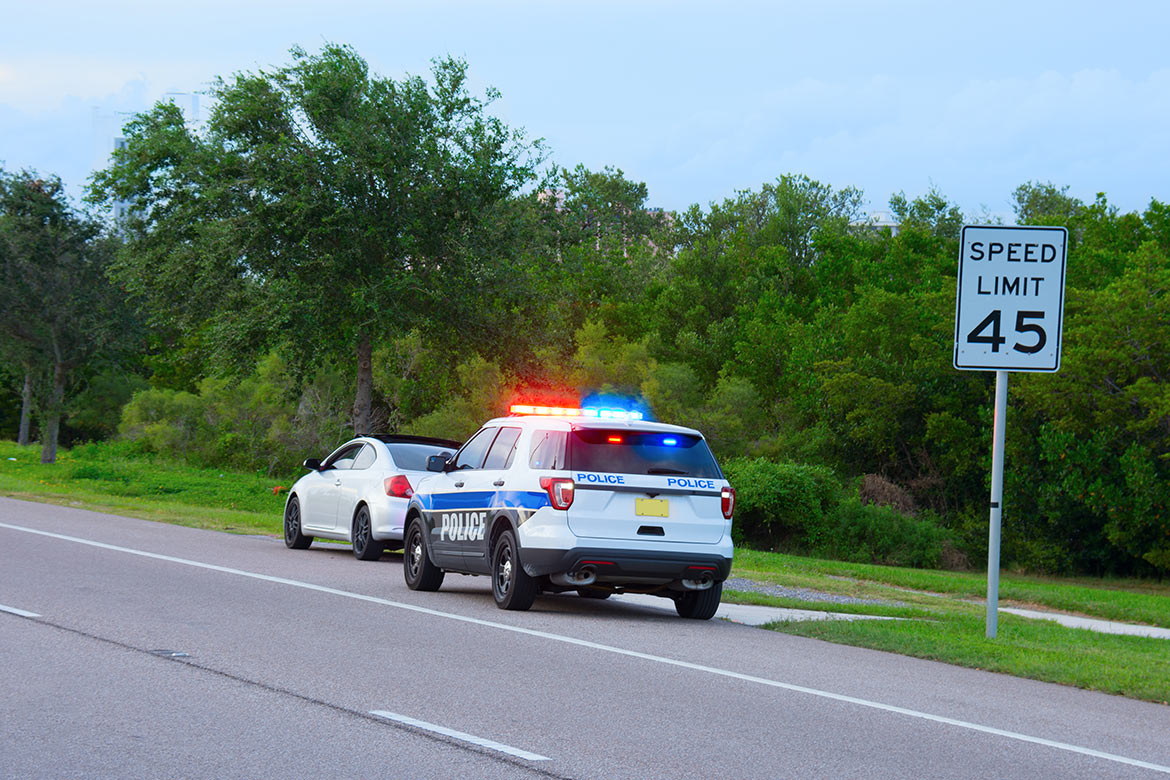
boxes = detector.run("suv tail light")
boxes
[721,486,735,519]
[385,475,413,499]
[540,477,574,510]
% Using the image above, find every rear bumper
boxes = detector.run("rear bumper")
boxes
[370,496,409,541]
[521,546,732,583]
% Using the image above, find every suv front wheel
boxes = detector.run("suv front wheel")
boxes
[404,519,444,591]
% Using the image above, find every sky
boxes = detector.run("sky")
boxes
[2,0,1169,222]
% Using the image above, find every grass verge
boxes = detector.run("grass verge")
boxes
[0,440,288,534]
[731,547,1170,703]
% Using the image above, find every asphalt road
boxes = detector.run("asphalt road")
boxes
[2,497,1168,779]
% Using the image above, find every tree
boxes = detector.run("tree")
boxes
[1012,181,1082,225]
[889,186,964,239]
[550,164,668,250]
[678,174,864,267]
[90,45,544,434]
[0,172,136,462]
[1013,241,1170,574]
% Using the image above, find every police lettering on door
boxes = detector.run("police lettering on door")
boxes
[954,225,1068,373]
[440,511,486,541]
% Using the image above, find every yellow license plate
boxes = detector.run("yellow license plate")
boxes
[635,498,669,517]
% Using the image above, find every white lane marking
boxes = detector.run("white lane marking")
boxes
[3,520,1168,776]
[370,710,550,761]
[0,602,41,618]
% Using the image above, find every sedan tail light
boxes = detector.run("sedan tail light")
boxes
[540,477,574,510]
[721,486,735,519]
[385,475,413,499]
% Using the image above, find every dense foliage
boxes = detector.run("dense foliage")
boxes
[0,172,141,462]
[6,47,1168,576]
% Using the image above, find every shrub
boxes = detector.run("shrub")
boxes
[118,354,351,476]
[819,498,954,569]
[722,457,842,550]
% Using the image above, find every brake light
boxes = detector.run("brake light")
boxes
[721,486,735,519]
[540,477,574,510]
[385,475,413,499]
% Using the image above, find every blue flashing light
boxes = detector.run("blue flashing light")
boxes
[662,437,678,446]
[589,408,644,421]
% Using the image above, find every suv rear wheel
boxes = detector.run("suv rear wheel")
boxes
[674,581,722,620]
[491,530,537,611]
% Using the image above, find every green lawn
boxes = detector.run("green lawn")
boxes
[3,438,1168,703]
[732,547,1170,703]
[0,440,288,534]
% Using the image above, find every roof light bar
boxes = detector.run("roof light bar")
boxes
[509,404,644,421]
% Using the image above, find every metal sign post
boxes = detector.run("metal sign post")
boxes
[954,226,1067,639]
[986,370,1008,637]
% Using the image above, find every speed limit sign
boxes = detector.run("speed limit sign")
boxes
[954,224,1068,639]
[954,225,1067,371]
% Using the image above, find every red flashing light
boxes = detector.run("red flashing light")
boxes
[385,475,414,499]
[511,404,583,417]
[607,436,623,444]
[540,476,574,510]
[509,404,644,421]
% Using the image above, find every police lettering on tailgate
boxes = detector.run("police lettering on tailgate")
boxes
[667,477,716,490]
[439,511,487,541]
[575,472,625,484]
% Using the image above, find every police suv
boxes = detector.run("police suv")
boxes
[402,405,735,619]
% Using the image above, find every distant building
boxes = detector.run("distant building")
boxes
[852,211,901,236]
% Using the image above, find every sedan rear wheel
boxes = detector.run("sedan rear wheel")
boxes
[351,505,382,561]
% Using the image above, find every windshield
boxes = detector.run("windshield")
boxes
[568,429,722,478]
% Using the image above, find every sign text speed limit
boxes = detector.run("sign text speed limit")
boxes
[954,225,1068,372]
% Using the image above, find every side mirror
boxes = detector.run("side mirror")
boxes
[426,454,450,473]
[303,458,322,471]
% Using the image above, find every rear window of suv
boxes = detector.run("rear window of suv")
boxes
[568,429,722,478]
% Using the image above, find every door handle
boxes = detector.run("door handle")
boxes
[493,480,505,487]
[454,481,465,488]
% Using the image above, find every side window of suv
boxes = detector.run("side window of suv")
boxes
[482,427,521,470]
[453,427,496,470]
[528,430,567,470]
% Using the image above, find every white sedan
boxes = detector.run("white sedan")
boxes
[283,434,463,560]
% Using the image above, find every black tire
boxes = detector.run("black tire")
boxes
[403,519,444,591]
[284,496,312,550]
[674,581,723,620]
[491,530,537,611]
[351,505,382,561]
[577,586,611,600]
